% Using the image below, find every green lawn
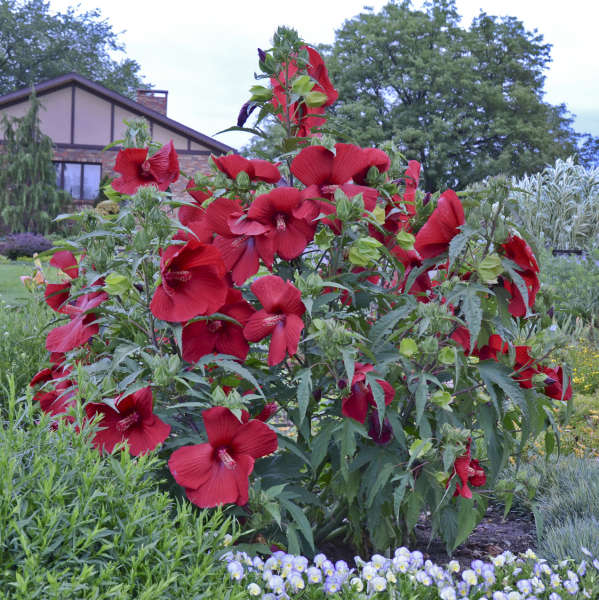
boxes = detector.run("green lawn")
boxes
[0,260,33,304]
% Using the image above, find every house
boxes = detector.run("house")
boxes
[0,73,234,204]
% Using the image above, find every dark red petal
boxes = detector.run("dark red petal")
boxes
[50,250,79,279]
[228,214,270,236]
[148,140,179,189]
[126,416,171,456]
[273,221,309,260]
[182,321,217,362]
[185,178,211,204]
[30,368,53,387]
[213,154,252,180]
[249,159,281,183]
[44,282,71,313]
[203,406,243,449]
[230,419,278,458]
[342,388,369,424]
[353,148,391,185]
[184,453,254,507]
[112,148,148,195]
[268,321,287,366]
[206,197,243,236]
[250,275,292,313]
[215,328,250,362]
[243,309,277,342]
[290,145,334,186]
[45,316,98,352]
[284,314,304,357]
[128,386,154,420]
[331,143,370,185]
[169,443,215,489]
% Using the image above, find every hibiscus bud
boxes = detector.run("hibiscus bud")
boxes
[313,388,322,402]
[237,101,258,127]
[257,48,266,63]
[422,192,432,207]
[338,379,347,390]
[249,84,273,102]
[547,306,554,318]
[255,402,279,422]
[348,237,382,267]
[304,91,328,107]
[368,413,393,445]
[399,338,418,357]
[104,272,131,296]
[235,170,251,190]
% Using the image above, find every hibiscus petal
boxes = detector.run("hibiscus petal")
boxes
[342,387,369,424]
[273,220,309,260]
[268,321,287,366]
[126,416,171,456]
[182,321,216,362]
[215,328,250,362]
[290,145,334,186]
[213,154,252,180]
[169,443,215,489]
[203,406,244,449]
[250,275,292,312]
[284,314,304,357]
[184,453,254,507]
[148,140,179,190]
[231,419,278,458]
[44,282,71,313]
[250,159,281,183]
[50,250,78,279]
[331,143,370,185]
[46,315,98,352]
[243,309,277,342]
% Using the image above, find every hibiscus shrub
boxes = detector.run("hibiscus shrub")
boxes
[30,27,571,556]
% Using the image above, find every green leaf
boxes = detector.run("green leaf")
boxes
[448,227,473,268]
[311,422,336,470]
[452,496,479,551]
[366,461,396,507]
[203,357,265,399]
[281,499,315,551]
[415,376,428,425]
[295,368,312,426]
[366,375,386,426]
[477,253,503,283]
[478,360,525,408]
[342,348,355,387]
[368,301,415,346]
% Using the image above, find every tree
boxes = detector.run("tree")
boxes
[0,93,71,233]
[319,0,581,191]
[0,0,145,97]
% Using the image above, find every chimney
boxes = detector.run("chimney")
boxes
[136,89,168,116]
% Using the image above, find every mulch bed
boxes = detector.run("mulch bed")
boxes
[413,503,537,567]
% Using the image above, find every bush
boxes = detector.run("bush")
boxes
[0,295,51,397]
[0,382,240,600]
[539,248,599,324]
[0,232,52,259]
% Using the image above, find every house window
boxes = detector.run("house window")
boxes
[54,162,101,202]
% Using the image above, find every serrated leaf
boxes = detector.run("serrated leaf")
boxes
[448,227,473,268]
[311,423,335,470]
[368,301,415,345]
[342,348,355,387]
[461,290,482,353]
[366,461,396,507]
[366,375,386,426]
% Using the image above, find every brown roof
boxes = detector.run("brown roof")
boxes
[0,72,234,154]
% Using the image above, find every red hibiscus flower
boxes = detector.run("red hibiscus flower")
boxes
[402,160,421,210]
[206,197,274,285]
[291,143,381,232]
[271,45,338,136]
[178,179,211,228]
[247,187,316,260]
[243,276,305,366]
[500,235,540,317]
[85,387,171,456]
[45,288,108,353]
[30,363,76,418]
[213,154,281,184]
[182,288,255,363]
[352,147,391,185]
[512,345,540,389]
[168,406,278,507]
[542,365,572,402]
[150,237,228,322]
[44,250,80,312]
[112,140,179,195]
[414,190,465,260]
[450,440,486,499]
[367,413,394,445]
[341,363,395,424]
[478,333,509,361]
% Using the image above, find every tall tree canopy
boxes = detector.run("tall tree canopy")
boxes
[320,0,580,191]
[0,0,145,97]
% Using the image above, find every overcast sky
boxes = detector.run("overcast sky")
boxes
[48,0,599,151]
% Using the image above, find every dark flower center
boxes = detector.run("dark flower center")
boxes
[164,270,192,285]
[275,214,287,232]
[207,320,223,333]
[116,411,141,432]
[140,160,152,177]
[321,184,339,196]
[264,314,285,327]
[217,448,237,470]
